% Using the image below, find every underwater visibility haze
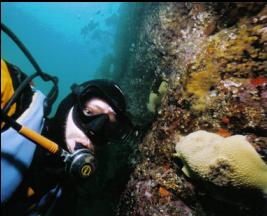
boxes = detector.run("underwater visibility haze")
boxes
[1,2,123,115]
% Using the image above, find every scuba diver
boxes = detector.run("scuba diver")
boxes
[1,23,132,215]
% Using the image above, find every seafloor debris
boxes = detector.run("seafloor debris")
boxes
[118,2,267,216]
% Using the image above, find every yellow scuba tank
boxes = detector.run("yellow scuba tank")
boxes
[1,59,16,129]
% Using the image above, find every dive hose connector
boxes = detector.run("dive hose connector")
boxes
[58,148,96,179]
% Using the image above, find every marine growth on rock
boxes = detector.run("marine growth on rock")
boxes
[118,3,267,216]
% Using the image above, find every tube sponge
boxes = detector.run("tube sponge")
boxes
[175,130,267,194]
[147,81,168,113]
[147,92,161,113]
[158,81,168,95]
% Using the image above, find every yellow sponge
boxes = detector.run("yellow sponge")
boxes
[147,92,160,113]
[175,130,267,194]
[146,81,168,113]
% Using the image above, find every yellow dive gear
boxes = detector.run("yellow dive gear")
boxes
[1,59,16,129]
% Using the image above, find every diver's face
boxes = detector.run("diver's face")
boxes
[65,98,116,153]
[83,98,116,123]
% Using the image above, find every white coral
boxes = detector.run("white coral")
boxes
[175,130,267,194]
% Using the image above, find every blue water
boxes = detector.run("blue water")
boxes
[1,2,123,115]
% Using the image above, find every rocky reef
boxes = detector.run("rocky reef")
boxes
[115,2,267,216]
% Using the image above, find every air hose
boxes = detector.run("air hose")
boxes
[1,111,96,179]
[1,22,58,117]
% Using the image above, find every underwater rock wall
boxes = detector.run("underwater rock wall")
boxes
[80,4,154,215]
[94,3,155,125]
[117,3,267,216]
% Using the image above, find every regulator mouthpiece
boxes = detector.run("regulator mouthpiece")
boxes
[64,148,96,179]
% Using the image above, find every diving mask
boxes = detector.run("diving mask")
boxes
[71,80,132,145]
[72,104,118,145]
